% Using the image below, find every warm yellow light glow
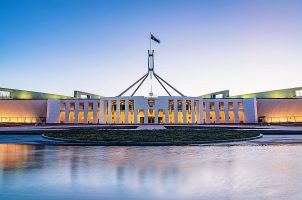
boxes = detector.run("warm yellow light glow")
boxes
[88,112,93,124]
[69,112,75,123]
[59,112,65,123]
[78,112,84,123]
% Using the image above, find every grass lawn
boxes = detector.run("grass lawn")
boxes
[44,127,261,143]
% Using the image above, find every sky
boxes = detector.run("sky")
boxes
[0,0,301,97]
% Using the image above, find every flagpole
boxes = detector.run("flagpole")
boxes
[149,32,152,52]
[149,32,152,81]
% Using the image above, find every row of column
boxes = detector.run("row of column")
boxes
[101,99,199,124]
[100,99,243,124]
[204,101,240,123]
[62,101,99,124]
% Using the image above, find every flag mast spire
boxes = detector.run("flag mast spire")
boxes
[149,32,152,52]
[116,33,185,97]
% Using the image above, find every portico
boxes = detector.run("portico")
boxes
[97,96,257,124]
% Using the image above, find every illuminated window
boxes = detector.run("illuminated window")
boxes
[61,103,66,110]
[210,102,215,110]
[177,100,182,111]
[219,102,224,110]
[168,100,174,111]
[148,100,155,107]
[69,112,75,123]
[88,102,93,110]
[129,100,134,111]
[88,112,93,124]
[228,102,234,110]
[186,100,191,111]
[79,103,84,110]
[238,102,243,109]
[239,111,244,123]
[70,103,75,110]
[78,112,84,123]
[59,112,65,123]
[111,101,116,111]
[296,90,302,97]
[120,100,125,110]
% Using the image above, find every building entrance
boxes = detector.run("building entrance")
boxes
[139,117,144,123]
[148,117,155,123]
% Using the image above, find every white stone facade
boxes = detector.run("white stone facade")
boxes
[47,96,258,124]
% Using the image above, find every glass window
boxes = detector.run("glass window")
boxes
[238,102,243,109]
[186,100,191,111]
[219,102,224,110]
[70,103,75,110]
[59,112,65,123]
[120,100,125,110]
[79,103,84,110]
[148,100,155,107]
[111,101,116,111]
[168,100,174,111]
[177,100,182,111]
[129,100,134,111]
[61,103,66,110]
[210,102,215,110]
[228,102,234,110]
[88,102,93,110]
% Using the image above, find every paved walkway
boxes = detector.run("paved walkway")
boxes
[136,125,166,130]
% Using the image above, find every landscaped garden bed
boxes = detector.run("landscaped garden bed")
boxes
[43,127,261,144]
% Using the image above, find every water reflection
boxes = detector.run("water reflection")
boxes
[0,144,45,170]
[0,144,302,199]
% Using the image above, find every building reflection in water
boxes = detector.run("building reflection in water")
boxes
[1,144,302,199]
[0,144,45,171]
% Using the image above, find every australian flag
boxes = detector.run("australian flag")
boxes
[151,34,160,43]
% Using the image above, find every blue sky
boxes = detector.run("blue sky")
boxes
[0,0,301,97]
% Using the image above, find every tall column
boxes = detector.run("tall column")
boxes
[84,101,88,124]
[133,101,137,123]
[182,99,187,123]
[99,100,104,124]
[173,99,178,123]
[116,100,120,123]
[215,101,220,124]
[206,101,211,124]
[93,101,98,124]
[224,100,230,123]
[107,100,112,124]
[125,99,129,123]
[64,101,70,123]
[165,108,169,123]
[144,107,148,124]
[134,110,137,123]
[234,101,239,123]
[74,102,79,124]
[199,100,204,124]
[191,100,195,124]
